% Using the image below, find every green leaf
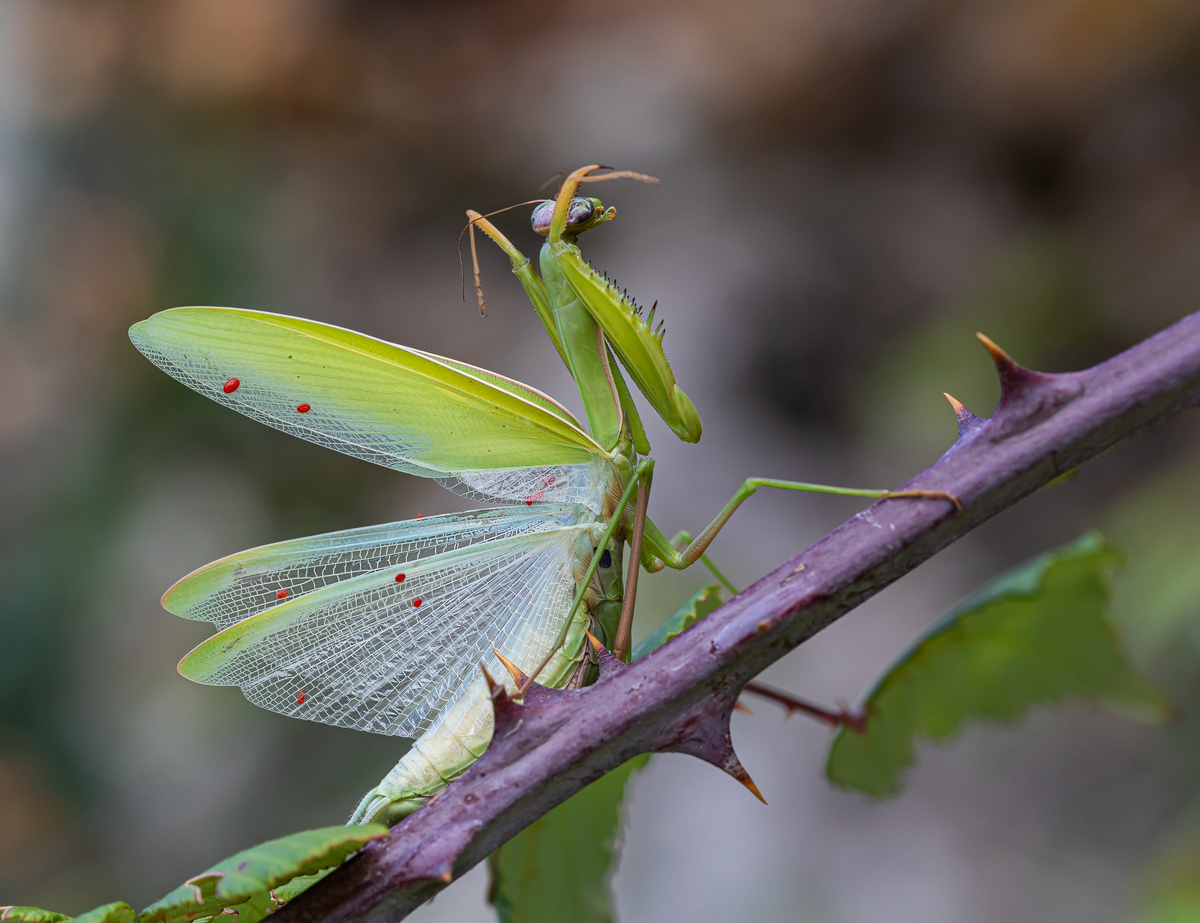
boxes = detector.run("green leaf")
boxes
[827,532,1171,797]
[140,824,388,923]
[489,756,650,923]
[632,583,723,660]
[72,904,135,923]
[484,585,721,923]
[1131,842,1200,923]
[485,586,722,923]
[0,909,72,923]
[266,868,333,904]
[1104,458,1200,661]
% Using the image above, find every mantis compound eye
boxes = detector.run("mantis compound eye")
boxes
[531,197,604,236]
[565,198,596,228]
[530,200,554,235]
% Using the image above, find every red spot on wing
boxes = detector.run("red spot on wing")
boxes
[296,403,311,413]
[276,589,289,600]
[395,573,406,583]
[296,689,306,705]
[413,598,423,607]
[523,489,545,506]
[541,474,556,488]
[223,378,240,394]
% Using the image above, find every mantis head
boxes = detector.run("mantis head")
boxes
[532,197,615,238]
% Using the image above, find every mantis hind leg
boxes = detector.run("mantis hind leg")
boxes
[643,477,962,573]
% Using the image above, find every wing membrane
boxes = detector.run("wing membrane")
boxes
[129,308,604,479]
[164,505,581,630]
[178,522,587,737]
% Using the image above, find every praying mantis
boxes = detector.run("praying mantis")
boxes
[129,164,959,826]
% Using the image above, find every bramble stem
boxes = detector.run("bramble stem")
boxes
[741,682,867,734]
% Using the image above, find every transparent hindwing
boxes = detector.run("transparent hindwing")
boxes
[177,506,591,738]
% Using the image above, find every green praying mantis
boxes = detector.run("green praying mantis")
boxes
[129,164,960,827]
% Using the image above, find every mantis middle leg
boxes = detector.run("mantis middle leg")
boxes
[640,479,962,574]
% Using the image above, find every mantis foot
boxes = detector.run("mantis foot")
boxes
[880,488,964,514]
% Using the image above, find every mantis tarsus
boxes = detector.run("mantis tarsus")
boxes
[128,164,959,827]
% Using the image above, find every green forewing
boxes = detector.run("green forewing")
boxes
[826,533,1171,797]
[129,308,604,477]
[414,348,582,428]
[140,825,388,923]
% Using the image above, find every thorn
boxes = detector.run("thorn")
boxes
[585,630,604,652]
[975,332,1014,370]
[734,701,753,715]
[594,643,626,675]
[664,695,763,801]
[943,391,986,438]
[493,649,528,688]
[439,869,453,883]
[975,331,1041,394]
[736,768,768,805]
[479,663,502,698]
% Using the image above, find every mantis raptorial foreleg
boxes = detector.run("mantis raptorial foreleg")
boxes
[640,479,963,573]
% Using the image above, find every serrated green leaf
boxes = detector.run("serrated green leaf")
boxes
[632,583,723,660]
[489,755,650,923]
[140,824,388,923]
[0,908,72,923]
[72,903,135,923]
[827,532,1171,798]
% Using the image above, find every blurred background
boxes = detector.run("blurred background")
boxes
[2,0,1200,920]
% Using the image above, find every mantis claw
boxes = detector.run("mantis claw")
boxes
[881,488,964,515]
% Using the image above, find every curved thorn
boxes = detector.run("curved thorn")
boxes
[479,662,502,697]
[943,392,966,415]
[585,630,604,652]
[976,332,1013,368]
[492,649,529,688]
[737,769,768,805]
